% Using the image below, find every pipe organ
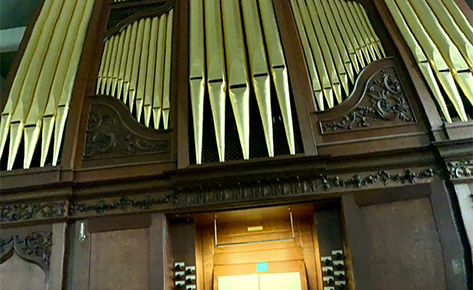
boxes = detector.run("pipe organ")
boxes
[96,9,174,130]
[189,0,296,164]
[385,0,473,122]
[290,0,386,111]
[0,0,95,170]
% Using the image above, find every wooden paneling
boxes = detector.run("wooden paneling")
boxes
[89,228,150,290]
[0,254,47,290]
[360,197,446,290]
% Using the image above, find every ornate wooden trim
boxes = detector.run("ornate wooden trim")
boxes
[319,61,415,134]
[174,168,435,206]
[0,232,53,274]
[0,201,67,223]
[105,0,175,39]
[447,160,473,180]
[83,96,171,163]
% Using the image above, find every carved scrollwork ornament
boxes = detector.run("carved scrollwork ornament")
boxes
[69,195,172,215]
[447,160,473,179]
[322,68,415,133]
[0,201,66,223]
[0,232,53,273]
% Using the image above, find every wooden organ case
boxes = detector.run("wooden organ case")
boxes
[1,0,472,290]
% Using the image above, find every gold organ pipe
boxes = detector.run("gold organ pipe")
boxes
[384,0,453,122]
[52,0,95,166]
[123,22,139,105]
[205,0,227,162]
[388,0,468,121]
[23,0,78,169]
[340,0,371,64]
[96,40,110,94]
[162,10,174,130]
[425,0,473,71]
[144,17,159,127]
[101,36,115,95]
[41,0,89,167]
[241,0,274,156]
[135,18,151,122]
[153,15,167,129]
[258,0,295,155]
[394,0,471,116]
[348,1,377,61]
[106,35,120,96]
[304,0,343,104]
[406,0,473,105]
[289,0,324,111]
[325,0,361,73]
[111,30,126,97]
[222,0,250,159]
[117,26,131,102]
[129,19,146,112]
[332,0,365,68]
[318,0,355,84]
[311,0,349,98]
[0,0,54,161]
[297,0,334,108]
[441,0,473,45]
[358,4,386,58]
[347,1,377,61]
[7,0,65,170]
[189,0,206,164]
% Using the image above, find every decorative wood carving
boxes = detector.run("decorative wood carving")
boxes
[447,160,473,179]
[174,168,435,206]
[320,66,415,133]
[0,201,66,223]
[0,232,53,273]
[69,195,173,215]
[83,96,170,160]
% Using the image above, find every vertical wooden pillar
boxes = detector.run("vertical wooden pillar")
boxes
[49,222,67,290]
[341,194,373,290]
[150,213,170,289]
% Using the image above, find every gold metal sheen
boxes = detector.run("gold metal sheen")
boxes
[162,10,173,130]
[42,0,89,166]
[297,0,333,108]
[53,0,95,166]
[426,0,473,71]
[340,0,371,64]
[289,0,324,111]
[136,18,151,122]
[357,4,385,58]
[144,17,159,127]
[123,22,139,105]
[106,35,120,96]
[222,0,250,159]
[96,40,110,94]
[154,15,168,129]
[189,0,205,164]
[8,0,65,170]
[129,19,146,112]
[441,0,473,45]
[112,31,126,98]
[350,2,377,61]
[117,26,131,102]
[259,0,295,154]
[305,0,343,104]
[101,36,115,95]
[0,0,54,161]
[384,0,454,122]
[319,0,354,84]
[205,0,227,162]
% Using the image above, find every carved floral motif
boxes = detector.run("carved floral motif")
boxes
[69,195,173,215]
[83,103,169,159]
[321,67,415,133]
[0,201,66,223]
[175,168,435,205]
[0,232,53,273]
[447,160,473,179]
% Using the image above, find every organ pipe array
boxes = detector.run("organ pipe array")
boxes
[0,0,95,170]
[384,0,473,122]
[96,9,174,130]
[189,0,296,164]
[290,0,386,111]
